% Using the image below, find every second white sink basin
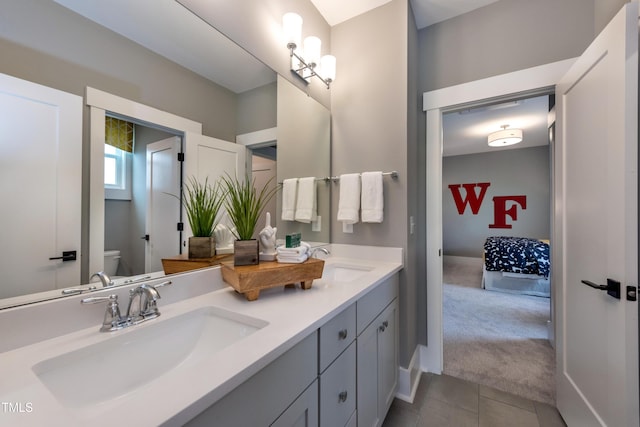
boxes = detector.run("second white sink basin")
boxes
[322,263,374,282]
[32,306,267,408]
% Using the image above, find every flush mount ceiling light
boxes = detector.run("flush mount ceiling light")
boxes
[283,12,336,89]
[488,124,523,147]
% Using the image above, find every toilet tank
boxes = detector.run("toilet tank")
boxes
[103,250,121,276]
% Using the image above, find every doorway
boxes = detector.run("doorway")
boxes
[440,94,554,403]
[421,58,575,377]
[103,119,182,277]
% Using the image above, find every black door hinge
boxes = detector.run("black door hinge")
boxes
[177,152,185,162]
[177,222,184,231]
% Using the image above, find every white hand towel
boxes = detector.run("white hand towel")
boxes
[277,253,309,263]
[281,178,298,221]
[294,177,317,223]
[337,173,360,224]
[361,171,384,223]
[277,241,311,256]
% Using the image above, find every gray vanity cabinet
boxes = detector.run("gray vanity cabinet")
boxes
[185,273,399,427]
[185,333,318,427]
[356,275,399,427]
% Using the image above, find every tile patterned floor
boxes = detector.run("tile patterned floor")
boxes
[382,373,566,427]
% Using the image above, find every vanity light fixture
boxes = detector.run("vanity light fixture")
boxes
[283,12,336,89]
[488,124,523,147]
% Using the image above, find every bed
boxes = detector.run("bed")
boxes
[482,236,550,297]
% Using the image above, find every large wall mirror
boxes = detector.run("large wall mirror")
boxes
[0,0,330,309]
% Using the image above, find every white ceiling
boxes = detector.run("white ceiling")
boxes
[312,0,501,28]
[442,95,550,157]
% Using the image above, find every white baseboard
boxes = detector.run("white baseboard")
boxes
[395,346,422,403]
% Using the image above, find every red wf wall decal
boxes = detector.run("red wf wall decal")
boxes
[448,182,527,229]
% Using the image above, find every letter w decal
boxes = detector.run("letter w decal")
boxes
[448,182,491,215]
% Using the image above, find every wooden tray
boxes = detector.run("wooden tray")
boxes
[162,253,232,275]
[220,258,325,301]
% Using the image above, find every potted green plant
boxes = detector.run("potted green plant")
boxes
[220,173,279,265]
[183,176,226,258]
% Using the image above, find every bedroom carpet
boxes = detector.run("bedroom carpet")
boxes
[443,257,555,406]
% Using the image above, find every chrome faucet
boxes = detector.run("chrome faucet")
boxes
[81,280,172,332]
[310,247,330,258]
[127,284,162,323]
[90,271,114,288]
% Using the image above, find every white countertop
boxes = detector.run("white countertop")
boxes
[0,245,402,426]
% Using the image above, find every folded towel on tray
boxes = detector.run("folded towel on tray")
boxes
[277,241,311,256]
[276,253,309,264]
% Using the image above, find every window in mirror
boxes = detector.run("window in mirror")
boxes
[105,117,134,200]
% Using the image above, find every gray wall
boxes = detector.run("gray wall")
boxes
[237,82,277,135]
[331,0,414,365]
[442,146,551,257]
[418,0,595,92]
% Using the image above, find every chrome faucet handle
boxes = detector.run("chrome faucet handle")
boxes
[139,281,172,316]
[81,294,126,332]
[126,281,172,321]
[90,271,114,288]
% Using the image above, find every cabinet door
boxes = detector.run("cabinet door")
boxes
[357,299,398,427]
[377,299,398,417]
[272,380,319,427]
[357,314,381,427]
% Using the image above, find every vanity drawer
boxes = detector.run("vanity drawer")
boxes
[319,341,356,427]
[318,303,356,373]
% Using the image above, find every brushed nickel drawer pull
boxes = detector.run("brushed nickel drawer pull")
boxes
[338,329,348,340]
[338,391,348,403]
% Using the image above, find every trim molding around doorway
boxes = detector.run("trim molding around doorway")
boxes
[420,58,576,374]
[86,87,202,281]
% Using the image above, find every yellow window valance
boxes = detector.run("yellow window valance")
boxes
[105,116,133,153]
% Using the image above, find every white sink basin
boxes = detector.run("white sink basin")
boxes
[32,306,267,408]
[322,263,374,282]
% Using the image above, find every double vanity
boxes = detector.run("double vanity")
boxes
[0,244,402,426]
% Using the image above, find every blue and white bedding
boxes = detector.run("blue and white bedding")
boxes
[483,236,550,278]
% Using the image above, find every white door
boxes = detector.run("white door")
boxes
[555,2,638,426]
[183,131,246,246]
[146,137,181,273]
[0,73,82,299]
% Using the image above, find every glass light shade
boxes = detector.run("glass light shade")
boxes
[320,55,336,81]
[283,13,302,49]
[487,128,523,147]
[303,36,321,67]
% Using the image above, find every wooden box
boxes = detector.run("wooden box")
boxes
[188,236,215,258]
[220,258,325,301]
[234,239,259,266]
